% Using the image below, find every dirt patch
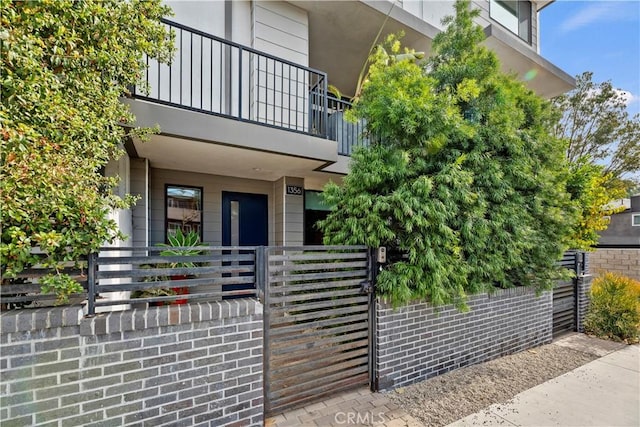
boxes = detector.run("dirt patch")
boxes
[386,343,598,427]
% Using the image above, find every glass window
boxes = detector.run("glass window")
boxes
[490,0,531,43]
[304,191,332,245]
[165,185,203,240]
[632,214,640,226]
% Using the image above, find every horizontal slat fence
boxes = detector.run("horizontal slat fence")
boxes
[0,255,88,309]
[1,247,258,314]
[553,250,588,336]
[262,246,372,415]
[90,246,258,313]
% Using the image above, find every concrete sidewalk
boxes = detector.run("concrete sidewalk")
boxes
[448,343,640,427]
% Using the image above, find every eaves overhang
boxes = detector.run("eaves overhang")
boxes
[483,23,575,98]
[535,1,555,12]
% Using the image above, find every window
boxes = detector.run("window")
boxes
[633,214,640,226]
[490,0,531,43]
[165,185,203,240]
[304,191,332,245]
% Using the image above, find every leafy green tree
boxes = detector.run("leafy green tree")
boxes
[1,0,173,303]
[566,160,625,250]
[551,72,638,249]
[319,0,575,308]
[552,72,640,181]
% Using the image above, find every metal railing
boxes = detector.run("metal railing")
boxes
[132,19,328,137]
[1,247,259,315]
[326,95,371,156]
[0,255,88,309]
[88,246,258,315]
[558,250,588,276]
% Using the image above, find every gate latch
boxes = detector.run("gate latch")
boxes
[360,280,373,295]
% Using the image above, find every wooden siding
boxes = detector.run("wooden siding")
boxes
[149,168,275,245]
[252,1,309,66]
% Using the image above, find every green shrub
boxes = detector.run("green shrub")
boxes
[584,272,640,343]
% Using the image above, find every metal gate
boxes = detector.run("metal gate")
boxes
[553,251,586,336]
[260,245,374,415]
[553,279,575,335]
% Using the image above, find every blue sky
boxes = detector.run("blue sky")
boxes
[539,0,640,115]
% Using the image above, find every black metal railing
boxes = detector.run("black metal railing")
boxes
[326,95,371,156]
[0,255,88,309]
[132,19,328,137]
[558,250,588,276]
[1,246,259,315]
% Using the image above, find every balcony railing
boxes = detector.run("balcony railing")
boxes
[131,20,381,156]
[133,19,328,137]
[326,95,371,156]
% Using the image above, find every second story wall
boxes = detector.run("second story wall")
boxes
[474,0,538,49]
[167,1,225,38]
[252,1,309,66]
[251,1,312,132]
[401,0,454,31]
[399,0,538,51]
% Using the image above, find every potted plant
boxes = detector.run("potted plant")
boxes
[158,229,205,304]
[131,264,174,307]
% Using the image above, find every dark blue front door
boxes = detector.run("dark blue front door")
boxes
[222,192,268,298]
[222,192,268,246]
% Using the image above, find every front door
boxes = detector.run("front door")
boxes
[222,192,268,246]
[222,192,268,297]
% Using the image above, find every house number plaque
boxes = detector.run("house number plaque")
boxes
[286,185,303,196]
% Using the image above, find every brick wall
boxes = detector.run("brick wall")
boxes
[375,287,552,391]
[589,248,640,281]
[0,300,263,426]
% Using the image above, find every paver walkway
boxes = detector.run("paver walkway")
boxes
[264,387,421,427]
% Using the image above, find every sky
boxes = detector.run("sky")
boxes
[539,0,640,116]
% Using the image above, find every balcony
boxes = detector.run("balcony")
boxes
[133,19,329,138]
[131,19,367,161]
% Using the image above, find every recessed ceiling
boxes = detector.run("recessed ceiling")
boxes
[133,134,343,189]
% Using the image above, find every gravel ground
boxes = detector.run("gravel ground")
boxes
[386,343,598,427]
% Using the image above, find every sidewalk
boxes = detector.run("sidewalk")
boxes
[448,343,640,427]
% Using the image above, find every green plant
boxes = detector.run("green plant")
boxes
[552,72,640,181]
[319,0,575,308]
[584,272,640,343]
[40,274,84,306]
[565,160,626,250]
[131,282,177,306]
[158,229,205,269]
[131,286,176,299]
[1,0,174,304]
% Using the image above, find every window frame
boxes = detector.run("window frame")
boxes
[489,0,532,44]
[632,213,640,227]
[164,184,204,242]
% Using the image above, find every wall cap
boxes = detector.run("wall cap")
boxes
[377,286,549,311]
[1,299,263,336]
